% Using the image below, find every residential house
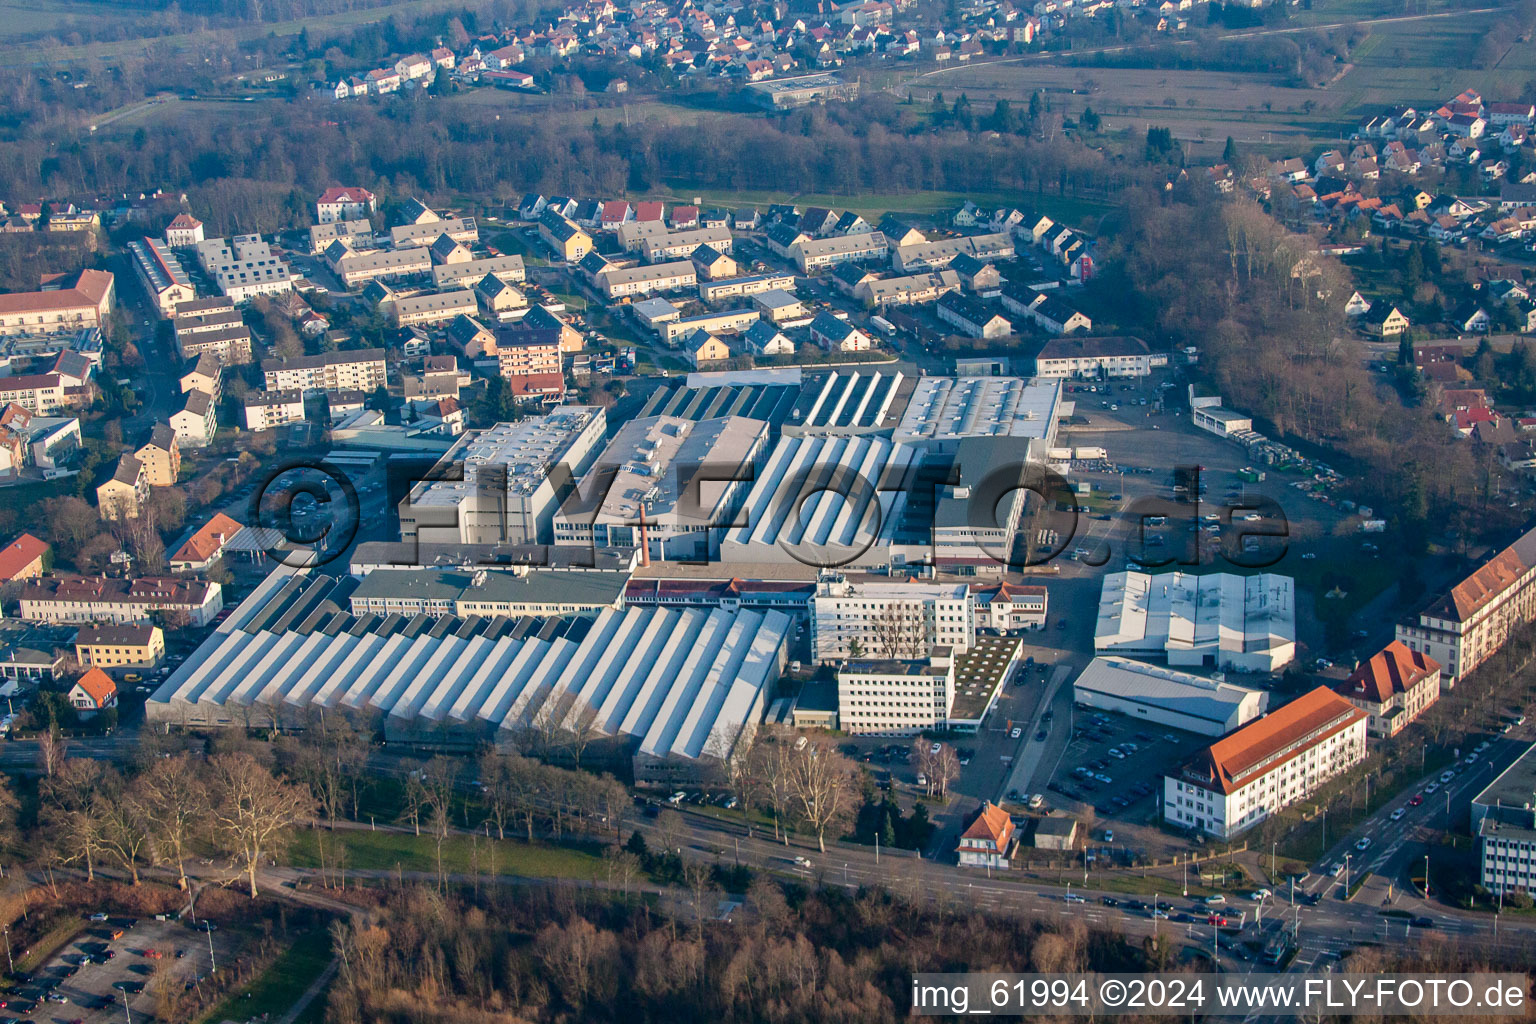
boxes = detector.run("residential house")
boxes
[68,668,117,716]
[679,328,731,367]
[242,389,306,431]
[133,423,180,487]
[743,320,794,357]
[0,533,49,582]
[1335,640,1441,738]
[808,311,871,352]
[538,210,595,262]
[170,388,216,448]
[937,294,1011,339]
[169,512,244,573]
[163,213,205,247]
[1344,291,1373,317]
[957,802,1015,869]
[316,187,377,223]
[74,624,165,671]
[0,269,115,337]
[96,453,149,520]
[1452,303,1492,333]
[18,575,222,626]
[262,349,387,394]
[691,244,738,280]
[1363,304,1410,337]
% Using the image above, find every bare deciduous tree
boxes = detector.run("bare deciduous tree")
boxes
[786,737,854,853]
[206,751,315,898]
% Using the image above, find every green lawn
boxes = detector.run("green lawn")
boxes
[287,828,608,881]
[197,928,332,1024]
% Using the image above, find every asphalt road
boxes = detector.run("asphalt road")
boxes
[656,799,1536,972]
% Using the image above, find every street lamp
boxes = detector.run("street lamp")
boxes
[1271,842,1277,880]
[1424,854,1431,899]
[1,925,10,973]
[1344,853,1351,897]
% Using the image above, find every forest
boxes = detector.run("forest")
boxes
[0,90,1135,236]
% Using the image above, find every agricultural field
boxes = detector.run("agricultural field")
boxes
[1328,8,1536,116]
[0,0,145,41]
[903,63,1349,160]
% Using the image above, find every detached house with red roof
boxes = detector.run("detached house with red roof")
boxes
[1335,640,1441,738]
[170,512,244,573]
[958,802,1016,869]
[0,533,49,582]
[1396,522,1536,685]
[68,667,117,716]
[1164,686,1367,839]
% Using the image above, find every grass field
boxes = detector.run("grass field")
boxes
[287,828,608,880]
[197,928,332,1024]
[0,0,145,41]
[0,0,470,65]
[1328,9,1535,117]
[907,63,1351,159]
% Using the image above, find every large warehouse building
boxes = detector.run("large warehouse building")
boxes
[717,433,918,569]
[398,408,607,547]
[1095,571,1296,673]
[1073,656,1269,736]
[146,568,790,784]
[892,376,1063,449]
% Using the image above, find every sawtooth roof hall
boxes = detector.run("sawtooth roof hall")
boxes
[146,568,790,785]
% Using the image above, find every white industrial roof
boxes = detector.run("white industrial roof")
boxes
[146,577,789,765]
[1094,571,1296,666]
[1073,656,1268,729]
[409,407,601,507]
[719,434,915,563]
[894,376,1062,443]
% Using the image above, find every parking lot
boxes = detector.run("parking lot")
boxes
[17,915,237,1024]
[1043,707,1214,854]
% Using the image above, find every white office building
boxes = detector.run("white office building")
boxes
[1163,686,1367,839]
[1473,744,1536,896]
[193,235,294,301]
[812,578,974,661]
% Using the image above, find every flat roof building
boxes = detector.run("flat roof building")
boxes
[1074,656,1269,736]
[400,408,607,547]
[349,567,626,617]
[1096,571,1296,673]
[813,577,974,660]
[1472,743,1536,895]
[553,414,768,562]
[893,376,1061,448]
